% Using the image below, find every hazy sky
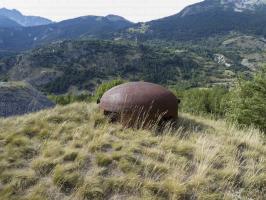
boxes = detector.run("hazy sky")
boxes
[0,0,202,22]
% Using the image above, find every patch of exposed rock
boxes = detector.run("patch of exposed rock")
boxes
[214,54,232,67]
[0,82,55,117]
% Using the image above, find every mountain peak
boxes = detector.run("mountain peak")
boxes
[0,7,22,16]
[105,14,131,22]
[0,8,52,27]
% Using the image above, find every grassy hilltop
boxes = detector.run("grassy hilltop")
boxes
[0,103,265,200]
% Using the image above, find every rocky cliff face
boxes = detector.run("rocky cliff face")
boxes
[0,82,55,117]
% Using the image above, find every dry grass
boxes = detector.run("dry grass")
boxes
[0,103,265,200]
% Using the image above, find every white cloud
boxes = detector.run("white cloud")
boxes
[0,0,202,22]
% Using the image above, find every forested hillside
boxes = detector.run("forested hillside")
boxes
[4,40,202,94]
[1,32,263,94]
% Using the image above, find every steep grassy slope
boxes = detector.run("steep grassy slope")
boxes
[0,103,265,200]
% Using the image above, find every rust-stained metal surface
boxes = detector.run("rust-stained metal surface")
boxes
[99,82,180,127]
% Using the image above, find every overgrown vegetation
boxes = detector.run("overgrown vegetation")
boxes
[179,86,229,117]
[48,92,92,105]
[48,79,124,105]
[0,103,265,200]
[94,79,125,101]
[226,66,266,132]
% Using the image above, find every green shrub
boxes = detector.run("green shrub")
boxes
[226,66,266,132]
[48,79,125,105]
[48,92,92,105]
[94,79,125,102]
[180,86,229,117]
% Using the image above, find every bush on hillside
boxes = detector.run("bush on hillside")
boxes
[48,93,92,105]
[180,86,229,117]
[48,79,125,105]
[94,79,125,102]
[226,66,266,132]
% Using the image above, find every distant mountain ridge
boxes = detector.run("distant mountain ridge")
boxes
[1,2,266,52]
[0,8,52,27]
[118,0,266,41]
[0,12,133,51]
[0,14,133,51]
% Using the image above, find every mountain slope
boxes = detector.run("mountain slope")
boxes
[0,16,21,28]
[5,40,206,94]
[0,81,55,117]
[0,102,265,199]
[0,8,52,27]
[2,31,264,94]
[2,36,260,94]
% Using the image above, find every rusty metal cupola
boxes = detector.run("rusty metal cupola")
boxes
[99,82,180,127]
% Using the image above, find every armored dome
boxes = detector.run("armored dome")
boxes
[99,82,180,126]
